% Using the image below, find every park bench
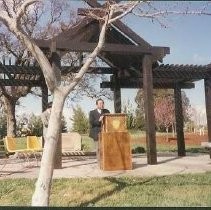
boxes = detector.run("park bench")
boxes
[0,139,6,158]
[5,136,41,165]
[201,142,211,148]
[201,142,211,159]
[27,136,42,151]
[61,132,82,153]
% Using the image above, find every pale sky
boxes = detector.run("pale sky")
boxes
[17,1,211,129]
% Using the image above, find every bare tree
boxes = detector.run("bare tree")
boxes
[0,0,139,206]
[0,0,114,137]
[0,0,76,137]
[154,95,174,139]
[132,1,211,27]
[1,0,209,206]
[0,86,30,136]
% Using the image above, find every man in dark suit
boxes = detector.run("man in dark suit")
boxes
[89,99,110,152]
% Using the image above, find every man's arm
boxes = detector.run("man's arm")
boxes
[103,109,110,114]
[89,111,101,127]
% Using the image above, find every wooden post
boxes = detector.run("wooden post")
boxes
[204,78,211,158]
[41,84,48,113]
[54,131,62,169]
[41,84,48,147]
[50,39,62,169]
[174,85,186,156]
[142,55,157,165]
[113,74,122,113]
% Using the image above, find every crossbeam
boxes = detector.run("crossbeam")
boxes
[0,65,42,74]
[35,40,169,56]
[0,79,43,86]
[101,81,195,89]
[84,0,152,48]
[64,65,211,80]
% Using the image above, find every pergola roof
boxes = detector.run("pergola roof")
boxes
[0,0,210,89]
[1,62,210,89]
[32,0,211,90]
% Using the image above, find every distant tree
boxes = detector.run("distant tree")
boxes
[0,113,7,138]
[123,100,136,129]
[71,106,89,134]
[135,89,191,135]
[16,113,30,137]
[61,116,68,133]
[16,113,41,136]
[134,109,145,130]
[181,91,191,123]
[134,93,145,130]
[154,95,174,138]
[28,114,43,136]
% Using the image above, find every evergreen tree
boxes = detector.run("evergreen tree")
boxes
[0,113,7,138]
[61,116,68,133]
[29,114,43,136]
[71,105,89,134]
[123,100,136,129]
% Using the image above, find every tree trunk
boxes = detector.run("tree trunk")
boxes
[172,123,175,137]
[166,127,169,141]
[31,91,65,206]
[3,96,17,137]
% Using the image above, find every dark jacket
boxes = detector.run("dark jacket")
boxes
[89,109,110,141]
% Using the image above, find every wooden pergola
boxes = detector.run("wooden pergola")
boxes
[1,0,211,164]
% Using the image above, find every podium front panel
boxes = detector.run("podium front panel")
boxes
[99,131,132,171]
[102,114,127,133]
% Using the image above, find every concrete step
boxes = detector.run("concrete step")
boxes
[0,151,6,157]
[62,151,96,156]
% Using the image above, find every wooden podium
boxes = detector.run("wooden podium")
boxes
[99,113,132,171]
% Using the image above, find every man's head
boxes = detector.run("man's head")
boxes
[96,98,104,110]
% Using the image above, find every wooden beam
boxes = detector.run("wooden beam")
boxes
[174,85,186,157]
[41,83,48,147]
[204,78,211,158]
[61,66,115,75]
[78,8,122,19]
[35,17,95,49]
[100,81,195,89]
[35,39,51,49]
[84,0,103,8]
[84,0,152,48]
[41,84,48,112]
[62,65,210,80]
[50,39,62,169]
[0,79,42,86]
[84,0,170,61]
[142,55,157,165]
[153,64,211,79]
[0,65,42,74]
[112,74,122,113]
[35,38,169,56]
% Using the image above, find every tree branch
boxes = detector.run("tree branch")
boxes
[62,9,111,95]
[0,11,11,26]
[16,0,42,22]
[133,10,211,19]
[1,0,13,18]
[0,20,58,92]
[109,1,140,23]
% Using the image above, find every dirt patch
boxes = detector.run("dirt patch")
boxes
[132,132,208,146]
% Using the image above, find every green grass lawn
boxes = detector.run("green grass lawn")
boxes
[0,173,211,206]
[1,131,208,155]
[81,134,208,154]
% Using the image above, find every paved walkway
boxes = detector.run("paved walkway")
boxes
[0,153,211,179]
